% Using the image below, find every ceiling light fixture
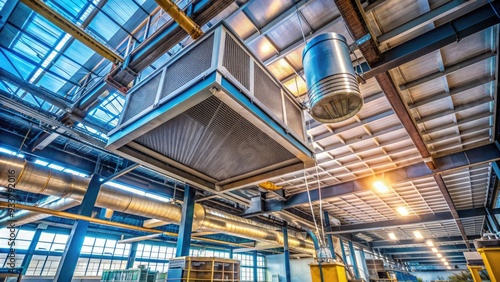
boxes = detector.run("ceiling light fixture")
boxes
[437,253,442,258]
[413,231,423,239]
[397,207,409,216]
[388,233,397,240]
[441,258,446,262]
[426,240,434,247]
[432,248,438,253]
[444,262,449,266]
[447,266,452,269]
[373,181,389,193]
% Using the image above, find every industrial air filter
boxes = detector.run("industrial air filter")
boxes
[303,33,363,123]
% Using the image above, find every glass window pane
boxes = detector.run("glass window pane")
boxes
[54,234,69,243]
[39,232,55,242]
[17,230,35,240]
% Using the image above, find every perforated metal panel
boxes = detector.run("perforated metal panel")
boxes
[254,66,284,121]
[135,96,296,181]
[284,96,305,140]
[222,34,250,90]
[122,72,162,123]
[160,34,215,100]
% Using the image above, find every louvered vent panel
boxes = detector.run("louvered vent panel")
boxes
[161,35,214,100]
[284,97,304,140]
[135,96,296,180]
[222,35,250,90]
[254,66,284,121]
[122,72,162,123]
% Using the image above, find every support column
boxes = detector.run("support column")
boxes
[359,249,369,282]
[339,239,347,264]
[229,248,233,259]
[126,242,138,269]
[54,174,101,282]
[175,184,196,257]
[323,212,336,258]
[349,240,360,279]
[253,251,258,282]
[20,228,42,274]
[282,223,291,282]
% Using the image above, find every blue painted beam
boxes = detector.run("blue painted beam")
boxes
[20,228,42,275]
[54,174,101,282]
[126,242,138,269]
[370,235,481,248]
[339,239,348,265]
[382,244,473,254]
[282,223,291,282]
[264,143,500,212]
[175,184,196,257]
[362,1,500,79]
[349,241,360,279]
[328,208,500,234]
[323,212,335,258]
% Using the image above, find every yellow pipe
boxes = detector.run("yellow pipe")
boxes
[0,201,249,248]
[468,266,484,282]
[154,0,203,39]
[19,0,124,63]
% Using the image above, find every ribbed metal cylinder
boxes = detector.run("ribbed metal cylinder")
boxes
[303,33,363,123]
[0,153,314,253]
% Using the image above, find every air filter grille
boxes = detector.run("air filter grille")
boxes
[284,97,304,140]
[222,35,250,90]
[160,34,214,100]
[122,72,162,123]
[135,96,296,181]
[254,66,283,121]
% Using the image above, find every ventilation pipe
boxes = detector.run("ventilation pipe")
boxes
[302,33,362,123]
[0,153,314,253]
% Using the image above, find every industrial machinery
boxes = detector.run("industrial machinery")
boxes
[464,251,486,282]
[474,233,500,282]
[302,33,363,123]
[107,23,314,192]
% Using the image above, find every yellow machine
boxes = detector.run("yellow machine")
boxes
[477,247,500,282]
[468,265,484,282]
[310,261,349,282]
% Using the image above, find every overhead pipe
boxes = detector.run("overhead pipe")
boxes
[154,0,203,39]
[0,153,314,253]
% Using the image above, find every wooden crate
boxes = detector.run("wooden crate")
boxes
[167,256,240,282]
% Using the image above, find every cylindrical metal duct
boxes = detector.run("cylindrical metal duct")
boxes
[11,198,79,226]
[0,153,314,253]
[303,33,363,123]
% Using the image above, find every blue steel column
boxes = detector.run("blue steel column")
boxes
[229,248,233,259]
[348,240,360,279]
[323,212,336,258]
[175,184,196,257]
[359,249,369,281]
[253,251,258,282]
[54,174,101,282]
[126,242,139,269]
[282,223,291,282]
[20,228,42,274]
[339,239,347,264]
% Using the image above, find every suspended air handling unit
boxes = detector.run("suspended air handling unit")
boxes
[107,23,314,192]
[303,33,363,123]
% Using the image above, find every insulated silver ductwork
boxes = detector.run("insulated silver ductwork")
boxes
[0,154,314,253]
[303,33,363,123]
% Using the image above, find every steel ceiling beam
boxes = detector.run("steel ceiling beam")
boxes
[380,244,474,254]
[326,208,499,234]
[361,1,500,80]
[18,0,124,63]
[369,235,481,248]
[261,143,500,212]
[391,253,465,259]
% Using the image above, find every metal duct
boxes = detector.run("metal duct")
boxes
[303,33,362,123]
[0,153,314,253]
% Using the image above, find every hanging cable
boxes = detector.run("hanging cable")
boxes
[303,167,322,246]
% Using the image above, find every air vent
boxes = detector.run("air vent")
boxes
[107,24,314,192]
